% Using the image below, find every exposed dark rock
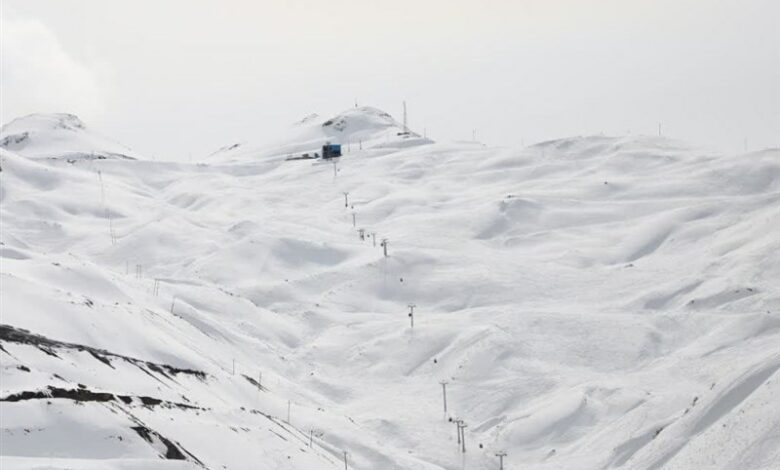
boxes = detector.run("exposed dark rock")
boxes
[131,425,199,462]
[0,324,206,380]
[1,385,201,411]
[243,374,266,391]
[2,386,114,403]
[139,396,163,406]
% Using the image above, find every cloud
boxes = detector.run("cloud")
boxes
[1,17,104,124]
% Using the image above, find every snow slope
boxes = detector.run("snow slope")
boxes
[207,106,433,163]
[1,114,144,161]
[1,109,779,470]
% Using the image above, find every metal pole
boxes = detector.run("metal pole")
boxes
[403,101,408,132]
[459,422,468,453]
[352,213,356,227]
[382,239,389,257]
[440,381,448,414]
[343,451,348,469]
[495,451,507,470]
[343,192,349,208]
[309,430,313,447]
[408,304,416,329]
[455,419,462,444]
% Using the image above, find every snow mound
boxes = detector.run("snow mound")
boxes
[0,113,143,161]
[208,106,433,163]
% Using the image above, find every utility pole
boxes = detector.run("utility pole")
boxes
[108,211,116,245]
[495,451,507,470]
[439,381,448,414]
[309,429,313,447]
[408,303,416,328]
[343,451,348,469]
[358,228,365,241]
[287,400,291,423]
[458,421,468,453]
[403,101,408,133]
[381,239,389,257]
[98,170,104,203]
[352,213,356,227]
[343,192,349,208]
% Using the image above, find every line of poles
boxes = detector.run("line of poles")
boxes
[342,181,509,468]
[343,188,510,466]
[441,380,507,467]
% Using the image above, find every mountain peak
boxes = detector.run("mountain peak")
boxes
[209,105,432,163]
[0,113,141,160]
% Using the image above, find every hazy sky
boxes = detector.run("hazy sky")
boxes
[2,0,778,160]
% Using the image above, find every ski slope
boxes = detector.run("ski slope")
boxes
[1,109,779,470]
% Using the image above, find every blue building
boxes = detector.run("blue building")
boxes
[322,143,342,159]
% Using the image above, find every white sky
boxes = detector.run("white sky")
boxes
[2,0,778,160]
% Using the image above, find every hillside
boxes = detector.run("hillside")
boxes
[207,106,432,163]
[0,113,144,161]
[1,109,779,470]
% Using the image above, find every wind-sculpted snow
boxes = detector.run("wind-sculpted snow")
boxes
[1,110,779,469]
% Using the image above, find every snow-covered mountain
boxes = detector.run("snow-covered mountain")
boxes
[0,113,143,161]
[207,106,433,163]
[1,108,779,470]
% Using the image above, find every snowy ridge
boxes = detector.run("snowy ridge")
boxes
[1,110,779,470]
[207,106,433,163]
[0,113,143,161]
